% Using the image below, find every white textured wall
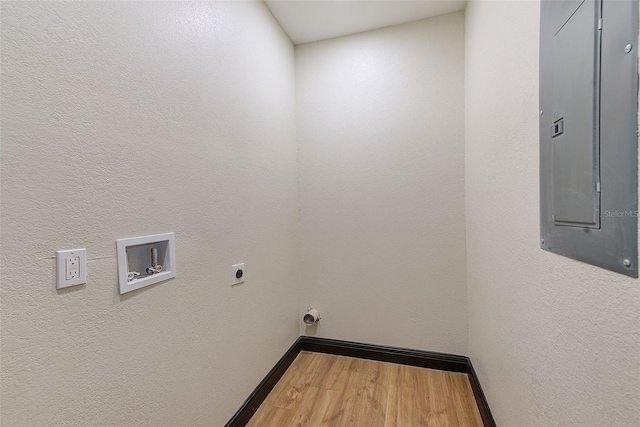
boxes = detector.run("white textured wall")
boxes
[465,1,640,426]
[296,12,467,354]
[4,1,639,425]
[1,1,298,425]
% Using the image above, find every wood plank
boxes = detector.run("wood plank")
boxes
[287,386,334,427]
[261,352,308,408]
[426,369,451,427]
[346,356,369,374]
[448,371,484,426]
[246,405,295,427]
[272,351,323,410]
[251,352,483,427]
[357,360,391,427]
[383,363,400,427]
[464,377,485,426]
[310,353,349,389]
[319,368,352,427]
[333,370,367,426]
[395,364,430,426]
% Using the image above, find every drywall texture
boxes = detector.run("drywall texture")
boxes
[296,12,468,355]
[465,1,640,426]
[1,1,298,425]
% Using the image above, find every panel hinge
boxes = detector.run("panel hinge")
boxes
[596,182,601,193]
[598,18,603,30]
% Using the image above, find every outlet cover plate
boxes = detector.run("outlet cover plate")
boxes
[232,262,245,285]
[56,248,87,289]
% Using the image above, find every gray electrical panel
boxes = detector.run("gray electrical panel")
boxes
[540,0,639,277]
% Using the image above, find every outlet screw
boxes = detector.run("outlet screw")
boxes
[623,259,632,268]
[625,44,633,54]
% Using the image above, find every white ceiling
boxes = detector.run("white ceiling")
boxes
[265,0,467,45]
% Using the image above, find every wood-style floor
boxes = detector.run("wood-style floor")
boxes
[247,351,483,427]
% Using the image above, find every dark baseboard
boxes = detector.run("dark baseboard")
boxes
[467,359,497,427]
[226,336,496,427]
[224,337,303,427]
[299,336,469,373]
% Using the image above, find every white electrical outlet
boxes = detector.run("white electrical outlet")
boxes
[232,262,245,285]
[65,256,80,279]
[56,248,87,289]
